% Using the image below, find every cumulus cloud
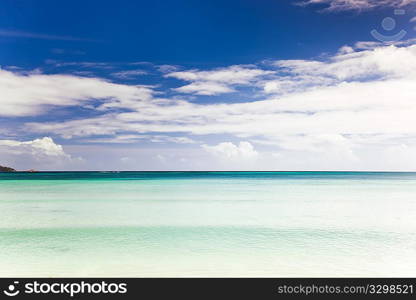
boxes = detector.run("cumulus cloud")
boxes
[300,0,416,11]
[202,142,258,159]
[0,137,85,170]
[0,137,70,158]
[0,137,71,160]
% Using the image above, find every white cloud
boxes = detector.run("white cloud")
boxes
[111,70,147,79]
[0,137,69,158]
[354,39,416,50]
[157,64,179,73]
[261,75,336,95]
[273,46,416,81]
[166,65,273,95]
[167,65,272,83]
[49,61,113,69]
[149,136,197,144]
[174,81,234,95]
[300,0,416,11]
[0,69,156,116]
[0,137,85,170]
[261,45,416,95]
[80,134,197,144]
[80,135,147,144]
[202,142,258,159]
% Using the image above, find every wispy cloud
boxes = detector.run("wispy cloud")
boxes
[0,69,155,117]
[166,65,274,95]
[157,64,179,73]
[81,134,197,144]
[300,0,416,11]
[0,29,93,41]
[47,61,113,69]
[111,70,148,79]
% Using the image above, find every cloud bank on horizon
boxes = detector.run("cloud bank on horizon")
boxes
[1,0,416,171]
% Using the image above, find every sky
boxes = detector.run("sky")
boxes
[1,0,416,171]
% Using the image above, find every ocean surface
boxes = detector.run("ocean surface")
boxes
[0,171,416,277]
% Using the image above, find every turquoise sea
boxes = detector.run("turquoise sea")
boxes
[0,172,416,277]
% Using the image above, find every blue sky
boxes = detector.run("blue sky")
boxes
[1,0,416,170]
[1,0,412,66]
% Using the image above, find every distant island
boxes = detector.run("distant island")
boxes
[0,165,16,172]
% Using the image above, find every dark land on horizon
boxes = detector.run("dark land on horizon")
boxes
[0,165,16,172]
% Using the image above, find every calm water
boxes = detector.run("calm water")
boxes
[0,172,416,277]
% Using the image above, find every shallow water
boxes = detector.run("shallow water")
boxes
[1,172,415,277]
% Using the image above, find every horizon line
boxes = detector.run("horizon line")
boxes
[3,170,416,173]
